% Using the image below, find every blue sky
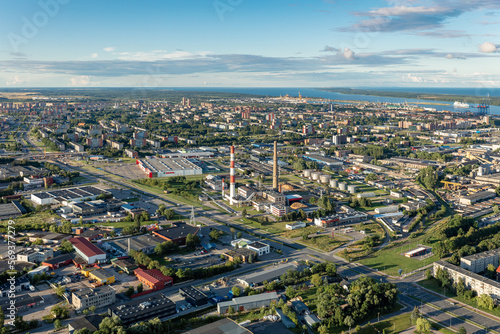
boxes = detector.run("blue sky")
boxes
[1,0,499,88]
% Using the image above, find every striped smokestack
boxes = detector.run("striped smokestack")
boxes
[230,145,236,200]
[273,141,278,190]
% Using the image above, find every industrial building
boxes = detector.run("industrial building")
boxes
[109,293,176,326]
[30,186,110,206]
[69,237,106,264]
[16,247,53,263]
[237,263,298,287]
[405,247,431,258]
[0,294,44,313]
[459,190,496,206]
[460,248,500,273]
[179,286,208,307]
[286,221,306,230]
[152,223,200,246]
[314,207,368,228]
[72,286,116,310]
[68,315,102,334]
[42,253,74,269]
[182,318,252,334]
[134,268,173,290]
[137,157,202,178]
[303,154,343,167]
[217,291,279,314]
[82,268,115,285]
[110,258,138,275]
[0,201,27,220]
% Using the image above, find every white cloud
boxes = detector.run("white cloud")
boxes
[342,48,355,60]
[445,53,466,59]
[479,41,499,53]
[91,53,98,59]
[402,73,424,82]
[103,47,115,52]
[70,75,91,86]
[6,76,25,86]
[115,50,210,61]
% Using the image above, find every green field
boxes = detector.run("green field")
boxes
[300,235,349,252]
[359,238,438,276]
[234,218,284,234]
[358,312,412,334]
[282,225,322,239]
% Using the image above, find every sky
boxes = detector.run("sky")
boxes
[1,0,500,88]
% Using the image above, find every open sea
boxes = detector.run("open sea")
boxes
[168,87,500,115]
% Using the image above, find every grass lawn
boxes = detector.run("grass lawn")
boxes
[234,218,283,234]
[98,220,158,229]
[299,234,349,252]
[359,237,438,276]
[353,221,385,239]
[281,226,322,239]
[358,312,412,334]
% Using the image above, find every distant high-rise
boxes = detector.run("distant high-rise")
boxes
[332,135,347,146]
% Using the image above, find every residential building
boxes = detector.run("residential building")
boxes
[461,249,500,273]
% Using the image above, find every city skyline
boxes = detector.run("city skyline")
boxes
[1,0,500,88]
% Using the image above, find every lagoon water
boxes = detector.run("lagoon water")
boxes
[170,87,500,115]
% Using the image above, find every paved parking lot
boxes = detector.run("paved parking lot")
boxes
[17,283,60,322]
[102,163,145,180]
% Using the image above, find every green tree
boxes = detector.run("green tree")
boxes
[458,326,467,334]
[311,274,323,287]
[416,317,431,334]
[125,286,134,297]
[236,232,243,238]
[344,315,354,331]
[186,233,200,248]
[137,283,143,293]
[89,305,96,314]
[231,286,241,297]
[318,325,329,334]
[411,306,420,325]
[83,308,90,316]
[54,319,62,330]
[424,269,432,280]
[477,294,494,310]
[227,306,235,315]
[209,230,222,241]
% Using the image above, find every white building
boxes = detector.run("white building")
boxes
[69,237,106,264]
[285,222,306,230]
[246,241,270,256]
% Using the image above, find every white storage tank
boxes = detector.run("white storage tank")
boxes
[330,179,339,188]
[303,169,312,178]
[320,174,331,184]
[347,185,357,194]
[339,182,347,191]
[311,172,321,181]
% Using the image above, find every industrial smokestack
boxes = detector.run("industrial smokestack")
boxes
[273,141,278,191]
[230,145,236,201]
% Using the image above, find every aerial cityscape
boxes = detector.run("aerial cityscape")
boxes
[1,1,500,334]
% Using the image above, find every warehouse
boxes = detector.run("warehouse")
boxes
[238,263,298,287]
[69,237,106,264]
[111,258,138,275]
[0,201,27,220]
[183,318,252,334]
[137,157,202,178]
[217,291,279,314]
[153,223,200,246]
[84,268,115,285]
[459,190,496,206]
[109,294,176,326]
[134,268,173,290]
[303,154,343,166]
[179,286,208,307]
[30,186,110,206]
[42,253,74,269]
[0,294,44,313]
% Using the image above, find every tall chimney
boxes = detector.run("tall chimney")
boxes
[273,141,278,190]
[230,145,236,200]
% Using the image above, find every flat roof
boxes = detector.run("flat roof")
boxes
[138,157,202,173]
[239,263,297,286]
[0,202,24,218]
[42,253,73,265]
[247,241,269,249]
[179,285,207,302]
[110,293,175,321]
[68,315,102,332]
[154,223,200,240]
[182,318,252,334]
[461,248,500,261]
[218,291,278,308]
[73,285,115,299]
[69,237,106,258]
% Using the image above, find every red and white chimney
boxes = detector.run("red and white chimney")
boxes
[230,145,236,201]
